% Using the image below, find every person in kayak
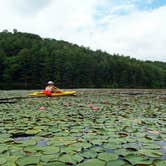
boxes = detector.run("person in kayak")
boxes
[43,81,62,96]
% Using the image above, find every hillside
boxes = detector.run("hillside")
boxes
[0,30,165,89]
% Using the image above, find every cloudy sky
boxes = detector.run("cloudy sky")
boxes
[0,0,166,62]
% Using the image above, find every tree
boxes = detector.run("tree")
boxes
[0,30,165,89]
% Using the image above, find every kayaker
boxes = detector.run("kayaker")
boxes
[43,81,62,96]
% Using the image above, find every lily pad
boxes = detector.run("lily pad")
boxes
[0,145,8,153]
[16,156,40,166]
[44,161,67,166]
[58,154,75,164]
[80,150,98,158]
[78,159,105,166]
[40,146,59,154]
[98,152,118,161]
[0,156,7,165]
[106,160,126,166]
[124,154,152,165]
[143,143,161,150]
[153,160,166,166]
[139,149,162,158]
[25,128,42,135]
[40,154,59,163]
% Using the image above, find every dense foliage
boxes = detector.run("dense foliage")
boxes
[0,30,166,89]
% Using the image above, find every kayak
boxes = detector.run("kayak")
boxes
[29,91,76,97]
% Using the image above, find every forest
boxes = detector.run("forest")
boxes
[0,29,166,89]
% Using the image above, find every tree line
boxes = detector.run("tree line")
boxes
[0,30,165,89]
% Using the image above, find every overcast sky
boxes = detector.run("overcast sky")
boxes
[0,0,166,62]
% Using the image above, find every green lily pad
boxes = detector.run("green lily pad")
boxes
[122,142,140,151]
[91,139,104,145]
[3,156,19,166]
[90,146,104,153]
[81,142,92,149]
[139,149,162,158]
[106,160,126,166]
[25,128,41,135]
[103,143,121,149]
[80,150,98,158]
[41,154,60,163]
[40,146,59,154]
[124,154,152,165]
[0,156,7,165]
[143,143,161,150]
[0,145,8,153]
[16,156,40,166]
[72,154,84,163]
[98,152,118,161]
[44,161,67,166]
[64,143,83,152]
[18,139,37,146]
[0,135,12,143]
[153,160,166,166]
[22,145,38,153]
[58,154,75,164]
[78,159,105,166]
[139,137,153,143]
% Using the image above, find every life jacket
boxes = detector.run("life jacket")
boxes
[45,86,53,92]
[44,85,54,97]
[43,90,52,97]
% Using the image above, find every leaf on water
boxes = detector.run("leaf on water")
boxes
[0,145,8,153]
[3,156,19,166]
[143,143,161,150]
[40,154,59,163]
[124,154,152,165]
[115,148,135,156]
[103,143,121,149]
[44,161,67,166]
[16,156,40,166]
[40,146,59,154]
[72,154,84,163]
[78,159,105,166]
[58,154,75,164]
[80,150,98,159]
[98,152,118,161]
[0,135,12,143]
[122,142,140,151]
[18,139,37,147]
[106,160,126,166]
[139,149,162,158]
[139,137,153,143]
[25,129,41,135]
[91,146,104,153]
[63,143,83,152]
[91,139,104,145]
[0,156,7,165]
[81,142,92,149]
[153,160,166,166]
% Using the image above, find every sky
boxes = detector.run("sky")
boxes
[0,0,166,62]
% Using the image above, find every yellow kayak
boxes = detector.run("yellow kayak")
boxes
[29,91,76,97]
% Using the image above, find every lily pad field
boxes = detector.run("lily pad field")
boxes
[0,89,166,166]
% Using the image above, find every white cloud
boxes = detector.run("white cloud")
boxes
[93,5,166,61]
[0,0,166,62]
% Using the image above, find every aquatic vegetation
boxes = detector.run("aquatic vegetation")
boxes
[0,89,166,165]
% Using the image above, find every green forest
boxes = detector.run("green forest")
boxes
[0,30,166,89]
